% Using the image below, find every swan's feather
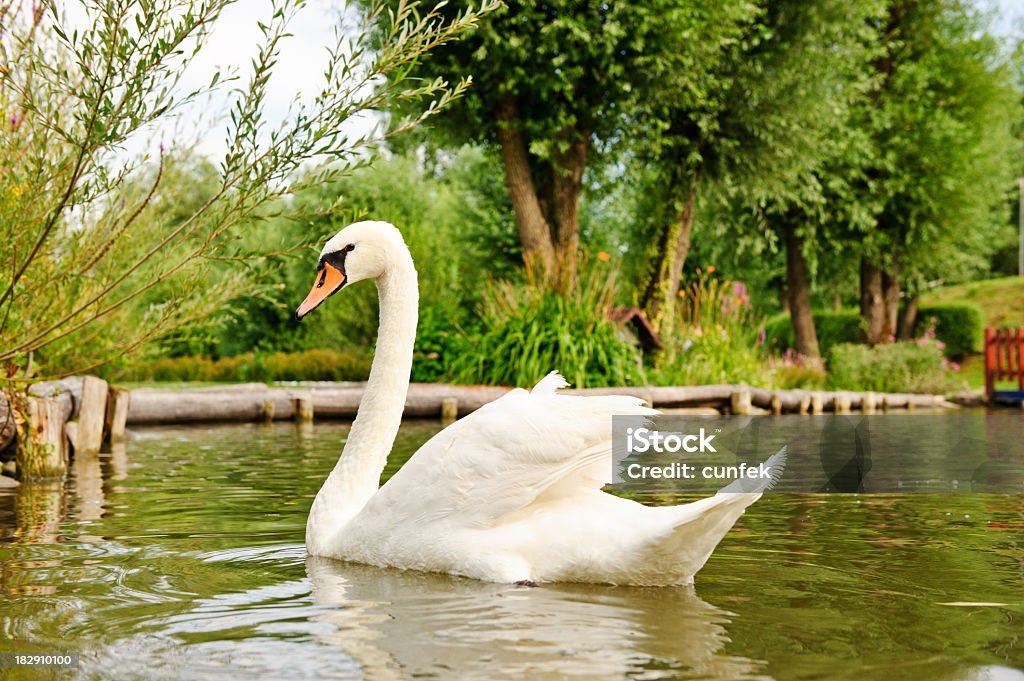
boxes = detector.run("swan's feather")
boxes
[336,374,770,585]
[366,374,655,527]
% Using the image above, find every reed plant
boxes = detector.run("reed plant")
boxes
[651,268,772,387]
[449,255,643,388]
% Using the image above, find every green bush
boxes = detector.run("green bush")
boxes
[826,340,958,394]
[651,274,770,386]
[448,260,644,388]
[915,302,984,358]
[764,310,862,356]
[115,349,371,383]
[411,302,473,383]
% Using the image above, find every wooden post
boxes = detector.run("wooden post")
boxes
[798,393,811,415]
[640,393,654,409]
[0,389,15,454]
[1018,328,1024,391]
[68,376,108,455]
[441,397,459,424]
[730,388,752,416]
[294,393,314,423]
[104,388,131,443]
[862,392,877,414]
[984,327,995,399]
[262,398,276,423]
[834,394,852,414]
[18,397,68,480]
[810,392,824,415]
[770,393,783,415]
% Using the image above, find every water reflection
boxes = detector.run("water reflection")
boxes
[0,420,1020,681]
[306,557,764,681]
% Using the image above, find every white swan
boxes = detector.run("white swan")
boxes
[296,220,780,586]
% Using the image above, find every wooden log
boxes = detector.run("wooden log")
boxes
[30,377,84,418]
[862,392,877,414]
[0,389,16,454]
[770,393,783,415]
[124,381,956,424]
[262,398,276,422]
[810,392,825,414]
[105,387,131,443]
[730,388,752,415]
[834,394,852,414]
[441,397,458,423]
[18,396,68,480]
[67,376,108,455]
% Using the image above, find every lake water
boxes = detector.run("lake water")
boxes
[0,420,1021,680]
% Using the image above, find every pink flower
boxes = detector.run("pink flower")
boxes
[950,362,960,372]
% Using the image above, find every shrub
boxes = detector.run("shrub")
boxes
[915,302,984,358]
[652,275,769,387]
[448,258,644,388]
[826,340,959,394]
[111,349,371,383]
[763,310,862,355]
[411,302,473,384]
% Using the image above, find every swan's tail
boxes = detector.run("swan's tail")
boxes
[628,447,786,586]
[716,446,788,495]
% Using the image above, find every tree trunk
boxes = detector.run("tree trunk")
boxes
[550,131,589,292]
[642,171,698,333]
[496,93,555,280]
[785,224,820,358]
[860,258,885,344]
[881,261,900,340]
[897,293,919,340]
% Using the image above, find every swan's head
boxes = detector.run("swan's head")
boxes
[295,220,408,320]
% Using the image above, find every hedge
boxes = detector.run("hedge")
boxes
[826,341,956,394]
[763,310,862,356]
[115,349,372,383]
[766,302,985,359]
[914,302,984,359]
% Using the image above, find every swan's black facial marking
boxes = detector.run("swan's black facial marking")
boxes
[316,243,354,285]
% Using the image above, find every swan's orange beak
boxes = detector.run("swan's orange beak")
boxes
[296,262,346,320]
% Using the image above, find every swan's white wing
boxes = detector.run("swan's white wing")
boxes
[368,371,655,527]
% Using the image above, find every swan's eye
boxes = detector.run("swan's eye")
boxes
[345,244,355,253]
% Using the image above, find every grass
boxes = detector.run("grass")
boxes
[921,277,1023,395]
[922,276,1024,328]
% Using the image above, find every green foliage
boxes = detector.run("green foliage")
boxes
[0,0,493,383]
[764,311,863,356]
[113,350,371,383]
[915,302,985,358]
[448,260,643,388]
[411,301,473,383]
[200,148,512,360]
[826,341,959,394]
[856,0,1020,290]
[650,273,769,386]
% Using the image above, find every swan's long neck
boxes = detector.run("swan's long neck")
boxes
[306,249,418,553]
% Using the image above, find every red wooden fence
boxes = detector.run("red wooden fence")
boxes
[984,327,1024,398]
